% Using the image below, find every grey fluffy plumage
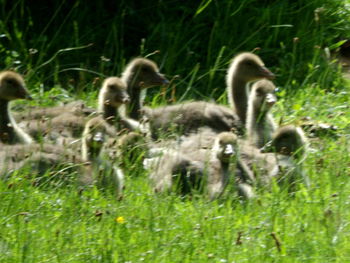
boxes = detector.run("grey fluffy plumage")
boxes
[148,132,240,199]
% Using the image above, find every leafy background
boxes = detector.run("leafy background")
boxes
[1,0,349,96]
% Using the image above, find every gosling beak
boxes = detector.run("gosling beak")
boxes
[19,87,33,100]
[265,93,277,107]
[25,94,33,101]
[161,76,170,85]
[122,96,130,104]
[93,132,105,144]
[260,141,273,153]
[223,144,235,156]
[260,66,275,80]
[153,73,169,86]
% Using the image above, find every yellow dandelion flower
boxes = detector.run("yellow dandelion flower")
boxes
[115,216,125,224]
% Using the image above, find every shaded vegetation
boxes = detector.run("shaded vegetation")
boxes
[0,0,349,96]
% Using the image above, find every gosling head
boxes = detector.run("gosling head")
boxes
[262,125,308,158]
[82,117,109,158]
[122,58,169,89]
[251,79,277,113]
[227,52,275,83]
[100,77,130,108]
[0,71,32,101]
[213,132,238,163]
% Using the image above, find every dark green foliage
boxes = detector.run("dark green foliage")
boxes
[0,0,349,97]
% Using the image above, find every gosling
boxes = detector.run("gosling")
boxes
[0,71,33,144]
[226,52,275,124]
[149,132,238,199]
[142,52,274,139]
[120,57,169,120]
[246,79,277,148]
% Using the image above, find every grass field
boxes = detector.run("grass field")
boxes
[1,66,350,263]
[2,0,350,262]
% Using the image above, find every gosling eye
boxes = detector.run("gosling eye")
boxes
[141,67,151,74]
[6,79,14,85]
[255,89,264,96]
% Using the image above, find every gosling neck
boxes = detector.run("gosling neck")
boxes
[122,72,144,120]
[252,103,268,126]
[0,99,32,144]
[247,101,264,130]
[82,142,102,163]
[127,84,144,120]
[220,159,230,171]
[228,76,249,124]
[0,99,13,143]
[101,103,120,126]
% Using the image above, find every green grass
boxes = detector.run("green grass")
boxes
[2,0,350,262]
[1,138,350,263]
[2,78,350,262]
